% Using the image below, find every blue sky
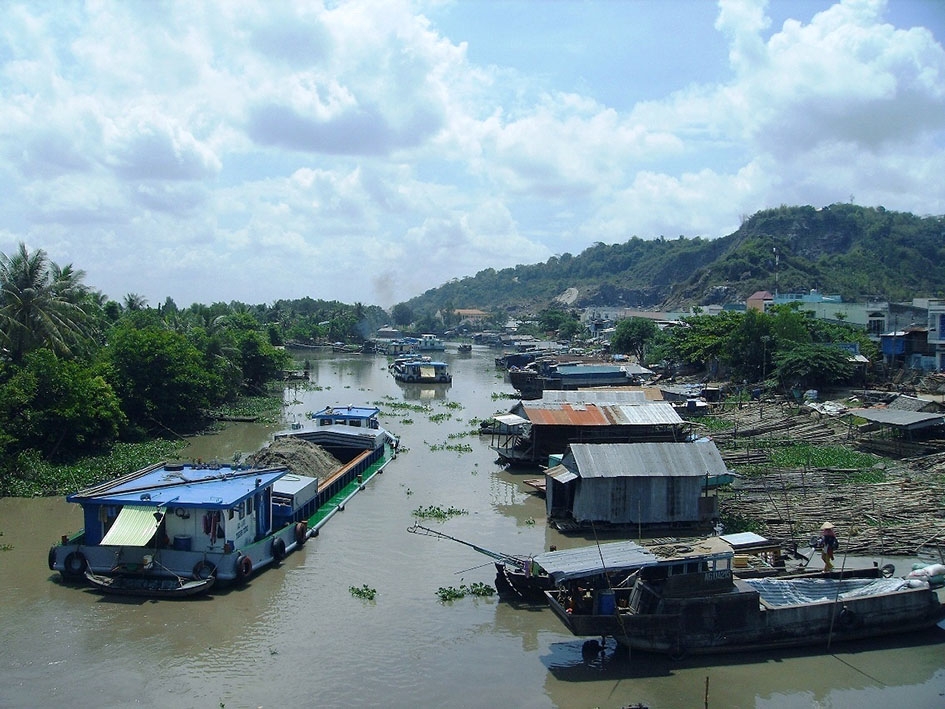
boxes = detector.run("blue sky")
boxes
[1,0,943,308]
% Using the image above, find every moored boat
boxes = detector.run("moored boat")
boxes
[49,404,398,597]
[84,570,216,598]
[391,358,452,383]
[544,547,945,657]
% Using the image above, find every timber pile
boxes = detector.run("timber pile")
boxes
[703,394,945,558]
[721,467,945,558]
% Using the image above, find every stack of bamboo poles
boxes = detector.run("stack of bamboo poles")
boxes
[720,467,945,558]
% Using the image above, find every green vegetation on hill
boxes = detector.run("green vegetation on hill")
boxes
[400,203,945,316]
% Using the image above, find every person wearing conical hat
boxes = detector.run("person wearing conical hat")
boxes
[818,522,839,572]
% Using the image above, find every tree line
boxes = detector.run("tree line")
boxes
[0,243,392,495]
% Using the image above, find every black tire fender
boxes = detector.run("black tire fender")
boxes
[272,537,287,562]
[63,551,87,577]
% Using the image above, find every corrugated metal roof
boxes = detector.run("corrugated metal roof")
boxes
[569,441,728,478]
[547,464,578,483]
[886,395,934,412]
[533,540,659,583]
[541,390,648,405]
[850,408,945,430]
[494,414,529,426]
[521,401,682,427]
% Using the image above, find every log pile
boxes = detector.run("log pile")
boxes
[706,396,945,559]
[720,467,945,558]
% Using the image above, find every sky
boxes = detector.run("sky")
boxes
[1,0,943,310]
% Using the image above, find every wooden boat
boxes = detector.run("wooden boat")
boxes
[544,547,945,657]
[84,571,215,598]
[49,404,398,596]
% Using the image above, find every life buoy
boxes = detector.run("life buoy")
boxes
[294,522,308,547]
[272,537,287,562]
[63,551,87,577]
[235,555,253,582]
[193,560,217,580]
[48,546,57,571]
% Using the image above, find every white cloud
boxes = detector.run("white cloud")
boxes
[0,0,942,308]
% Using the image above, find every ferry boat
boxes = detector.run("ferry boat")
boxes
[49,405,398,596]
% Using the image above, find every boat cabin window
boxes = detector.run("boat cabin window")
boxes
[246,497,253,515]
[228,508,235,520]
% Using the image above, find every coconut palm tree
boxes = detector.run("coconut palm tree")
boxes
[0,242,92,362]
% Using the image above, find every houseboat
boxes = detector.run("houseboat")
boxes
[545,547,945,657]
[510,361,641,399]
[49,405,398,596]
[391,358,452,383]
[416,333,446,351]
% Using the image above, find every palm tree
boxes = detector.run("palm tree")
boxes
[0,242,92,362]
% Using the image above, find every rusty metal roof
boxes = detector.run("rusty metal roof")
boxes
[521,400,682,426]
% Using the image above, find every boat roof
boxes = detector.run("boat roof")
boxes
[534,538,738,583]
[311,405,380,420]
[532,541,660,583]
[66,463,288,510]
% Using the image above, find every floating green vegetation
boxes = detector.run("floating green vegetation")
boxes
[447,431,477,439]
[375,399,429,413]
[429,413,452,424]
[435,582,496,602]
[523,518,536,526]
[441,401,463,410]
[491,392,517,400]
[769,444,877,470]
[428,442,473,454]
[349,584,377,601]
[2,439,188,497]
[211,394,284,424]
[413,505,468,520]
[400,418,415,425]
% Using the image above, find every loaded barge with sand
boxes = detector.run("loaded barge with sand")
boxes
[48,405,398,597]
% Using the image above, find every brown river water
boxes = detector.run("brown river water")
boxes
[1,348,944,709]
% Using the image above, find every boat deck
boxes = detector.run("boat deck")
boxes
[307,444,393,532]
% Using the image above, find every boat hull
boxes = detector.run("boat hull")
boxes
[546,580,945,656]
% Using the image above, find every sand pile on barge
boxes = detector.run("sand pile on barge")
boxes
[246,437,342,478]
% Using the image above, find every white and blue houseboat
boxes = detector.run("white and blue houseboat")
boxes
[49,404,398,597]
[391,358,452,383]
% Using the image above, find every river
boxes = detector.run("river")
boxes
[1,347,943,709]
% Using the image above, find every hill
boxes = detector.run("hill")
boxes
[401,203,945,316]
